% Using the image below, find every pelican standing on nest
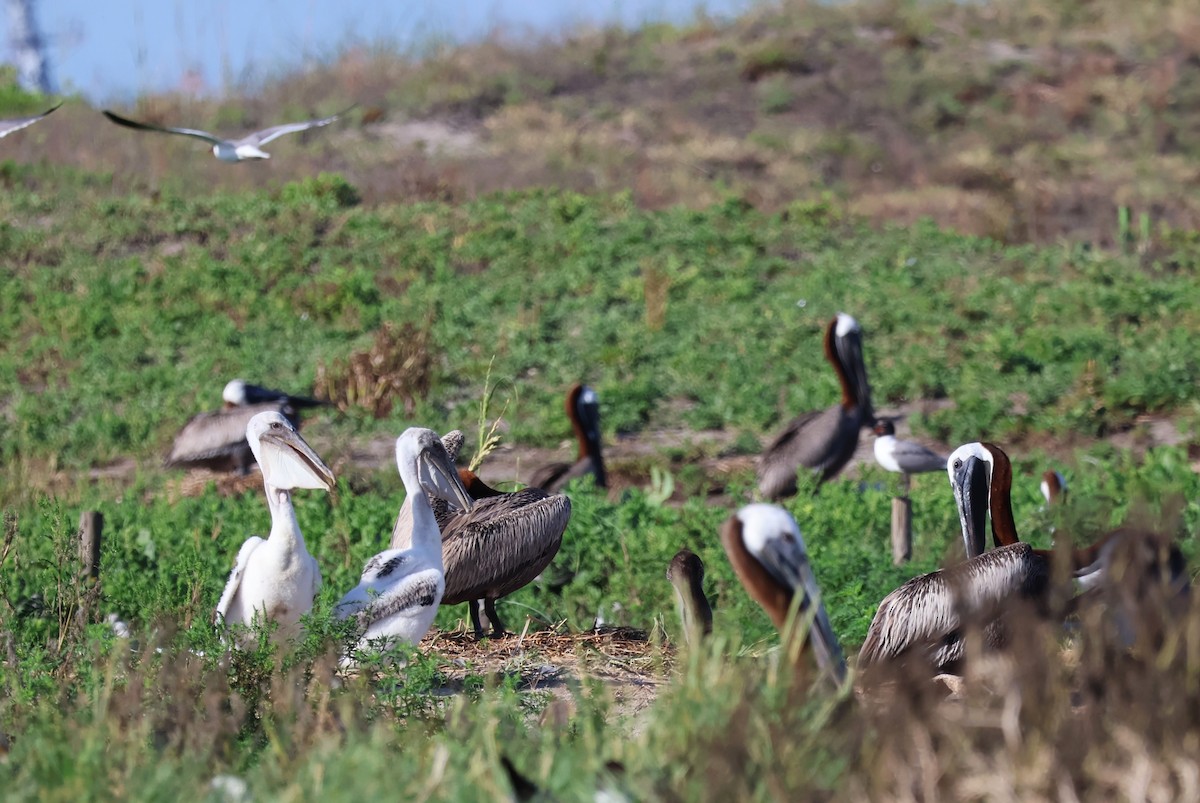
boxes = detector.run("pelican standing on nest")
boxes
[336,428,474,651]
[667,549,713,646]
[529,383,607,492]
[720,504,845,684]
[166,379,325,474]
[757,313,874,500]
[391,432,572,639]
[215,412,334,645]
[102,107,351,162]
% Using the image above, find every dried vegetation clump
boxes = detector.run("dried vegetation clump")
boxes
[314,321,436,417]
[846,537,1200,800]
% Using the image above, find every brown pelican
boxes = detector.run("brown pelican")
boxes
[757,313,874,500]
[720,503,846,684]
[872,419,947,488]
[214,412,334,645]
[666,549,713,645]
[858,441,1187,673]
[391,438,572,639]
[529,384,607,492]
[102,107,351,162]
[0,103,61,139]
[336,428,472,651]
[1040,469,1068,506]
[166,379,324,473]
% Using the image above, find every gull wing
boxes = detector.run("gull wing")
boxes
[215,536,264,624]
[890,440,948,474]
[0,103,62,139]
[102,110,222,145]
[246,107,353,147]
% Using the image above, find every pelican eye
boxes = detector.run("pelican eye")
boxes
[953,458,963,470]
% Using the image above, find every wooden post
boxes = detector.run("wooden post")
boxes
[79,510,102,581]
[891,497,912,565]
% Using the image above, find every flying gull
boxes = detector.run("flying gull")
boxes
[101,106,353,162]
[0,103,62,139]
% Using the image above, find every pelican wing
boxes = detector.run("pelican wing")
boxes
[528,460,571,492]
[166,402,287,469]
[354,571,443,631]
[441,491,571,604]
[858,543,1040,669]
[0,103,62,139]
[102,110,223,144]
[758,405,861,498]
[246,107,351,146]
[215,536,264,624]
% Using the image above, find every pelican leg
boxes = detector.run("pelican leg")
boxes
[483,598,507,638]
[468,599,486,640]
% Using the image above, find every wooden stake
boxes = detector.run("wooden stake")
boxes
[891,495,912,566]
[79,510,102,581]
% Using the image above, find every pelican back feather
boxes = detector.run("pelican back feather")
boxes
[440,490,572,604]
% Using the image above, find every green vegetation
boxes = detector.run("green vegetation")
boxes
[1,178,1200,500]
[3,0,1200,797]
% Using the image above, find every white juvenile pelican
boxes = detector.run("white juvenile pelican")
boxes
[214,412,334,645]
[102,107,351,162]
[336,428,473,652]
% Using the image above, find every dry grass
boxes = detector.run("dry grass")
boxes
[314,320,436,418]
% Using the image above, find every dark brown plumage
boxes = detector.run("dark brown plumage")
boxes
[437,484,571,638]
[165,401,297,473]
[757,313,874,500]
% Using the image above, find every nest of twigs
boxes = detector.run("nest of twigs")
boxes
[420,623,670,686]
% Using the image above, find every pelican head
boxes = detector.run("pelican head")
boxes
[732,503,845,683]
[1041,470,1068,505]
[246,412,335,491]
[948,442,995,559]
[834,312,860,338]
[394,427,473,512]
[830,312,872,418]
[575,385,602,445]
[223,379,248,406]
[666,548,712,644]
